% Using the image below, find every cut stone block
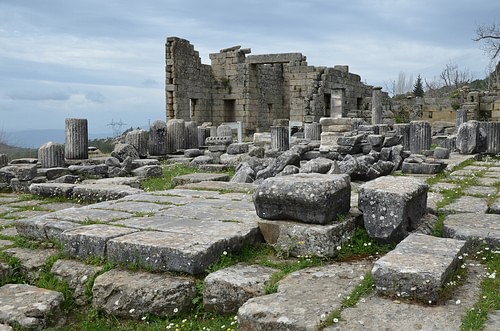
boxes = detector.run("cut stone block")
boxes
[172,173,230,187]
[71,184,143,202]
[438,196,489,214]
[3,247,59,281]
[29,183,76,198]
[177,180,257,194]
[358,176,428,243]
[253,173,351,224]
[258,213,359,257]
[16,215,80,241]
[92,269,195,319]
[0,284,64,330]
[60,224,139,260]
[204,263,277,314]
[401,161,446,174]
[443,213,500,247]
[51,259,103,306]
[372,233,466,302]
[238,262,370,330]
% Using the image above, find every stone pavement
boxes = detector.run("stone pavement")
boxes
[0,155,499,330]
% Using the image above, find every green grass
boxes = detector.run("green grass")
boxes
[141,164,201,191]
[337,228,395,261]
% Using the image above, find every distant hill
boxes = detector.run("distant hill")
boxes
[4,129,112,149]
[0,142,37,160]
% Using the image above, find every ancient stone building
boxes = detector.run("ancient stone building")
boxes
[165,37,386,137]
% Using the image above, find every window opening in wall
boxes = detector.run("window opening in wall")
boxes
[357,97,363,110]
[224,99,236,122]
[324,93,331,116]
[428,111,433,119]
[267,104,272,114]
[190,99,197,120]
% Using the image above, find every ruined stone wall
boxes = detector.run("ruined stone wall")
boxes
[165,37,213,122]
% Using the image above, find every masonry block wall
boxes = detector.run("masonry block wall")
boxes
[165,36,382,137]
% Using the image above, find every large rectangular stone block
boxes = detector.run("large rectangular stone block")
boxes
[372,233,466,302]
[358,176,428,243]
[253,173,351,225]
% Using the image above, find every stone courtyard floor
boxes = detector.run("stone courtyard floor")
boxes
[0,154,499,330]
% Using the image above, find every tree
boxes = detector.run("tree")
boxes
[413,75,424,97]
[474,23,500,59]
[439,62,474,89]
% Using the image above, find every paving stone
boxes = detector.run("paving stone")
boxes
[16,215,79,241]
[427,191,444,215]
[358,176,428,243]
[81,177,142,188]
[490,197,500,214]
[258,213,359,258]
[50,259,103,306]
[327,263,486,331]
[3,247,59,281]
[40,202,83,211]
[0,239,14,249]
[71,184,144,202]
[48,207,133,224]
[429,182,458,192]
[0,206,14,214]
[92,268,196,319]
[0,262,11,283]
[177,180,258,194]
[443,213,500,246]
[107,224,262,275]
[0,284,65,330]
[29,183,76,198]
[476,176,499,186]
[0,227,17,237]
[463,185,497,196]
[253,173,351,225]
[372,233,466,302]
[439,196,489,214]
[204,263,277,314]
[484,310,500,331]
[171,173,230,187]
[238,262,371,330]
[0,323,13,331]
[0,219,16,229]
[97,200,168,214]
[60,224,139,260]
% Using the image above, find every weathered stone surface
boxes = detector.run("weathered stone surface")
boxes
[131,165,163,178]
[92,269,195,319]
[124,129,148,158]
[204,263,277,314]
[48,207,133,223]
[68,164,108,178]
[171,173,230,186]
[438,196,489,214]
[231,162,255,183]
[401,161,447,174]
[358,176,428,243]
[51,259,103,306]
[456,120,487,154]
[148,120,168,156]
[111,143,139,162]
[71,184,143,202]
[253,173,351,224]
[184,149,203,158]
[60,224,139,259]
[255,151,301,181]
[1,165,37,181]
[3,247,59,281]
[38,142,65,168]
[0,239,13,249]
[65,118,88,159]
[178,180,257,194]
[258,213,358,257]
[29,183,76,198]
[372,233,466,302]
[327,264,485,331]
[0,284,64,330]
[0,262,11,284]
[238,262,370,331]
[81,177,142,188]
[299,157,333,174]
[0,323,12,331]
[433,146,450,159]
[227,143,249,155]
[443,213,500,246]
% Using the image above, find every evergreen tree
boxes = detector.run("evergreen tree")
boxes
[413,75,424,97]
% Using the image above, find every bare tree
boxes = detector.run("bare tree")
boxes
[474,23,500,59]
[439,62,474,89]
[384,80,396,97]
[394,72,414,96]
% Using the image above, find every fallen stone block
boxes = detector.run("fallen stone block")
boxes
[358,175,428,243]
[92,269,195,319]
[253,173,351,225]
[238,262,370,330]
[171,173,230,187]
[3,247,59,281]
[372,233,466,302]
[29,183,76,198]
[204,263,277,314]
[71,184,143,202]
[443,213,500,247]
[401,161,447,174]
[258,213,359,257]
[60,224,139,260]
[0,284,65,330]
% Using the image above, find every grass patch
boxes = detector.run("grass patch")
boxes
[141,164,200,191]
[337,228,395,261]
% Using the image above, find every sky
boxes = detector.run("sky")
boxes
[0,0,498,138]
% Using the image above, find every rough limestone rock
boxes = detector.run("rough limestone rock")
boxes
[299,157,333,174]
[358,176,428,243]
[255,150,301,181]
[456,120,487,154]
[238,262,370,330]
[51,259,103,306]
[372,233,466,302]
[231,162,255,183]
[204,263,277,314]
[111,143,139,162]
[131,165,163,178]
[1,164,37,181]
[253,173,351,225]
[92,269,196,319]
[3,247,59,281]
[0,284,65,330]
[227,143,249,155]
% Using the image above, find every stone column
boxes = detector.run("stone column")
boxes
[331,88,345,118]
[166,119,186,153]
[351,118,365,131]
[217,124,232,137]
[0,154,7,167]
[209,126,217,138]
[371,86,383,125]
[409,121,431,154]
[125,129,148,158]
[148,120,167,156]
[185,121,199,149]
[65,118,88,159]
[456,109,468,128]
[479,121,500,154]
[271,126,289,151]
[197,126,211,147]
[393,124,411,150]
[38,142,65,168]
[304,122,321,140]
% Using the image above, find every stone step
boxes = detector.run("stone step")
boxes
[29,182,143,201]
[237,261,370,330]
[0,284,65,330]
[372,233,467,302]
[443,213,500,247]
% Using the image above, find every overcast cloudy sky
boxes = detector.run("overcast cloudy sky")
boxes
[0,0,498,138]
